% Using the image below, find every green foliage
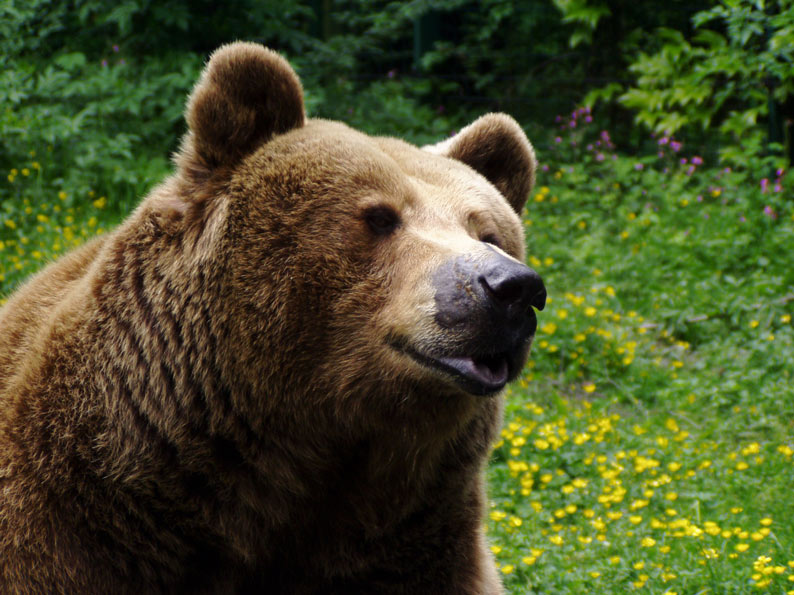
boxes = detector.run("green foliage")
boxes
[604,0,794,163]
[551,0,610,48]
[485,108,794,593]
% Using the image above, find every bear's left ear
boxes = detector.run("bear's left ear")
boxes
[180,42,305,175]
[424,113,536,213]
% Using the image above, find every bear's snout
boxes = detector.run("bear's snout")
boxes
[433,251,545,332]
[478,257,547,317]
[407,250,547,396]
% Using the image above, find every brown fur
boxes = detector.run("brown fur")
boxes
[0,42,537,593]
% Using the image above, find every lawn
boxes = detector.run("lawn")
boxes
[486,109,794,594]
[1,107,792,594]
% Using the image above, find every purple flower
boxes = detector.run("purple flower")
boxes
[692,156,703,165]
[680,158,688,165]
[776,168,784,177]
[595,153,605,162]
[774,183,782,192]
[658,137,669,146]
[387,69,396,78]
[697,195,703,202]
[658,151,664,159]
[542,164,550,172]
[670,140,682,152]
[739,215,746,222]
[723,167,732,174]
[761,178,769,193]
[686,165,695,175]
[585,115,593,123]
[764,205,777,219]
[555,115,562,123]
[555,136,562,144]
[101,59,108,67]
[113,44,119,53]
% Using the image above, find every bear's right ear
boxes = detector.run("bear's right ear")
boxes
[179,42,305,175]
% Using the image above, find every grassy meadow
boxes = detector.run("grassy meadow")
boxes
[1,104,793,594]
[486,110,794,593]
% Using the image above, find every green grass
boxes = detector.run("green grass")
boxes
[1,109,793,594]
[487,111,794,593]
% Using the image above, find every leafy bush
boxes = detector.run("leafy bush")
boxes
[592,0,794,164]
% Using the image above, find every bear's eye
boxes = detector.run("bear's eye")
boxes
[480,233,501,248]
[364,205,400,236]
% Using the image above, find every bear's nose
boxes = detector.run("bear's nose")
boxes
[480,260,546,314]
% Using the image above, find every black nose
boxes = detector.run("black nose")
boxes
[480,261,546,313]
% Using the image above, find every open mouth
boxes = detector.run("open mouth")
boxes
[391,339,515,396]
[434,353,510,396]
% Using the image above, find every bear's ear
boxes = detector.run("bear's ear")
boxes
[181,42,305,174]
[425,113,536,213]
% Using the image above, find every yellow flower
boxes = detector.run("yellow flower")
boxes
[783,314,792,323]
[736,543,750,552]
[749,319,759,328]
[500,565,514,575]
[641,537,656,547]
[583,383,596,393]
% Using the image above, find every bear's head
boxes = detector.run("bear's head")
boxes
[172,43,545,422]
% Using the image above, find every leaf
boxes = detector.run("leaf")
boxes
[54,52,86,72]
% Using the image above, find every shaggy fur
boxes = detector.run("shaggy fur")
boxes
[0,42,538,593]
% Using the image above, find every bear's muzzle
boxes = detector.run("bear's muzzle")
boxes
[394,249,546,396]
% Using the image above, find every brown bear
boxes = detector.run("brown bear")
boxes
[0,42,545,594]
